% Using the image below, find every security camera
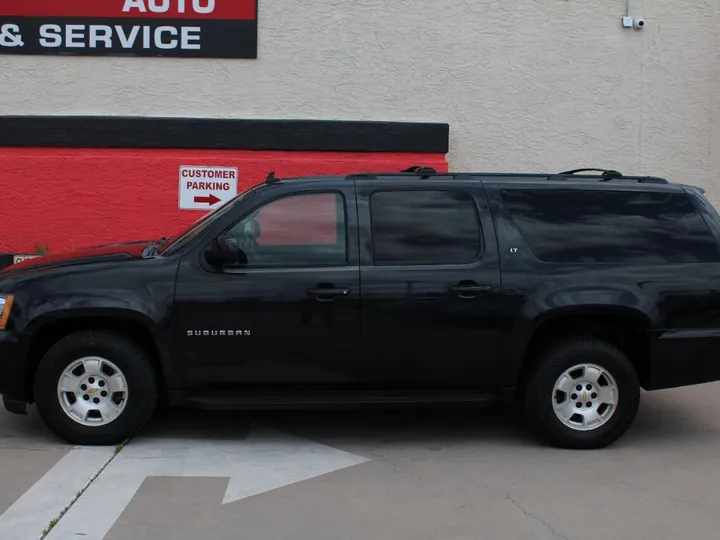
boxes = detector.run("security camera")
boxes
[633,18,645,29]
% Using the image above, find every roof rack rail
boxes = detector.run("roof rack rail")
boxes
[558,168,623,179]
[552,168,669,184]
[346,165,439,180]
[401,165,438,175]
[343,167,671,184]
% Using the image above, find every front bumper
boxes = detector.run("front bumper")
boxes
[0,331,30,413]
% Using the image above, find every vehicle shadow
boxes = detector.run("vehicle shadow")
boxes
[8,384,717,450]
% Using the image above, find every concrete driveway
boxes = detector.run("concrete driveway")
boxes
[2,382,720,540]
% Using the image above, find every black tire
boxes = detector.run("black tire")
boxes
[523,337,640,450]
[33,331,158,445]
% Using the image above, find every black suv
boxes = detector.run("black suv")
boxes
[2,166,719,449]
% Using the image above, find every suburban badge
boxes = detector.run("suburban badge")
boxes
[186,329,252,337]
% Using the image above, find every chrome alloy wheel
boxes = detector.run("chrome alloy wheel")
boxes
[552,363,618,431]
[56,356,129,426]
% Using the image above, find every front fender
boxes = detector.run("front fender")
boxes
[19,292,165,336]
[17,295,177,392]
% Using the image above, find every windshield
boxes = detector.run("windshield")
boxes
[159,188,256,255]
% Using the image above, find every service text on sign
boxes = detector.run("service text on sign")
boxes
[39,25,201,50]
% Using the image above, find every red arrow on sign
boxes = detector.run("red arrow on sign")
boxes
[194,194,221,205]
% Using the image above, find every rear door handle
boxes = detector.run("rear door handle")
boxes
[448,283,493,298]
[306,287,350,300]
[448,285,492,293]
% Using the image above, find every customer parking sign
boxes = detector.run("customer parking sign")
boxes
[178,165,238,210]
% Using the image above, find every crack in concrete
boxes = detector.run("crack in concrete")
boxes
[363,447,430,482]
[348,445,575,540]
[506,492,570,540]
[0,446,55,452]
[615,476,713,511]
[364,448,407,474]
[39,441,128,539]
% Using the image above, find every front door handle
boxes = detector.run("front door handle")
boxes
[306,287,350,301]
[448,282,492,298]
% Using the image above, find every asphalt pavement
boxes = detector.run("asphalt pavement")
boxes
[2,383,720,540]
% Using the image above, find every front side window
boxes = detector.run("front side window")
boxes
[370,189,482,265]
[501,189,720,263]
[161,188,255,255]
[226,192,347,267]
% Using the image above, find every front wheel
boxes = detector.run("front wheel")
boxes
[34,331,158,445]
[523,337,640,449]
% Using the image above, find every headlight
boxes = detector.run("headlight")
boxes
[0,295,15,330]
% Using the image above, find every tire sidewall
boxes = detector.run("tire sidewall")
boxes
[527,339,640,449]
[34,332,157,445]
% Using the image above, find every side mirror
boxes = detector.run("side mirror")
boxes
[205,236,247,268]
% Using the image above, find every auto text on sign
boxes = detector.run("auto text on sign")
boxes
[179,165,238,210]
[0,0,258,59]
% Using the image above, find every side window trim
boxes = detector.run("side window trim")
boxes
[218,189,350,270]
[368,187,484,267]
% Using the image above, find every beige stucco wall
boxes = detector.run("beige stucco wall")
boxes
[1,0,718,202]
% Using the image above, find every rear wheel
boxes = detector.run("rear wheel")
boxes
[34,331,158,445]
[523,337,640,449]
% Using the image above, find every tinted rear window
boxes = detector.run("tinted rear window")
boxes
[370,189,481,265]
[501,189,720,263]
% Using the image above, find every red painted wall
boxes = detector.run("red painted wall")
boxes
[0,148,447,253]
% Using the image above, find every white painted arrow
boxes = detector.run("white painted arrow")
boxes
[0,446,118,540]
[43,424,368,540]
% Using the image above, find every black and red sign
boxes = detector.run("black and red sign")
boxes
[0,0,257,58]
